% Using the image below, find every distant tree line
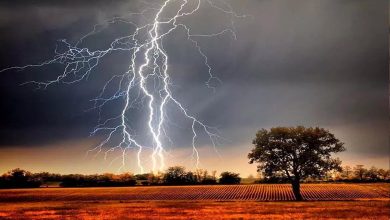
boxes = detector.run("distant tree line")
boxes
[0,166,241,188]
[0,169,41,188]
[256,165,390,183]
[1,164,387,188]
[332,165,390,182]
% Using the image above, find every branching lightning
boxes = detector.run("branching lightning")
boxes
[0,0,247,173]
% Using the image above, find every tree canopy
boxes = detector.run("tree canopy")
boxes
[248,126,345,200]
[219,172,241,184]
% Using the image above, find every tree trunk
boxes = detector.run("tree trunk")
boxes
[291,179,303,201]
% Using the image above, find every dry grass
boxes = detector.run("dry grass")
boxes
[0,183,388,219]
[0,200,389,219]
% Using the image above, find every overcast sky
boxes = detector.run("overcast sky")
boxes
[0,0,388,175]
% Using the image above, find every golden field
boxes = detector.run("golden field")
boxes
[0,183,389,219]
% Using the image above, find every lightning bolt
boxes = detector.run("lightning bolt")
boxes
[0,0,247,173]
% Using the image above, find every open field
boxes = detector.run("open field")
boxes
[1,183,388,201]
[0,200,389,220]
[0,184,389,219]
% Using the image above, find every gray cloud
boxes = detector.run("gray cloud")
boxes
[0,0,387,162]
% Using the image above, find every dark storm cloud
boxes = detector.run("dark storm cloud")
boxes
[0,0,126,7]
[0,0,135,145]
[0,0,388,160]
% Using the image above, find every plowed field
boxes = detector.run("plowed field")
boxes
[0,183,388,202]
[1,184,389,219]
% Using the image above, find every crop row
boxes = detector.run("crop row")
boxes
[113,184,384,201]
[1,184,386,202]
